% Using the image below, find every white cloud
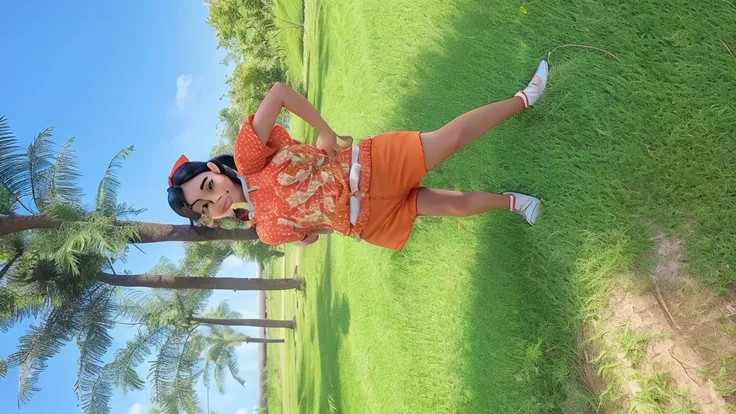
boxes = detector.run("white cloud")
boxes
[235,409,248,414]
[128,403,146,414]
[175,74,196,110]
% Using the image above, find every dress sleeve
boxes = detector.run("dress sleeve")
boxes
[233,114,300,174]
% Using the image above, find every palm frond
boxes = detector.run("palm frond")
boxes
[149,257,181,277]
[0,234,24,281]
[114,202,146,219]
[75,285,116,408]
[114,288,152,322]
[76,286,117,414]
[48,215,137,275]
[0,286,51,332]
[202,357,213,390]
[0,253,22,280]
[110,325,169,393]
[0,183,15,214]
[213,358,226,395]
[25,127,55,212]
[182,241,234,278]
[1,231,26,256]
[150,330,203,414]
[203,300,242,320]
[78,364,114,414]
[202,325,247,395]
[0,116,30,201]
[171,335,203,414]
[224,348,245,387]
[95,146,134,216]
[149,331,185,405]
[8,298,81,405]
[5,251,101,308]
[232,239,283,264]
[204,340,225,393]
[48,137,83,206]
[0,358,7,378]
[174,290,211,319]
[43,200,88,222]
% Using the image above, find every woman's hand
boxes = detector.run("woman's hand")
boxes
[337,135,353,150]
[317,134,353,157]
[316,133,342,157]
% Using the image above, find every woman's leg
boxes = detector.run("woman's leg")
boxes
[419,60,548,172]
[416,188,510,216]
[416,188,541,225]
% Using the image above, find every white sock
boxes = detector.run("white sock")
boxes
[514,60,549,108]
[503,192,541,226]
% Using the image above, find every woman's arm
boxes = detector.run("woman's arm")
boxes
[252,82,341,155]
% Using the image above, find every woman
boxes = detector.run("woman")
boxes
[167,60,548,250]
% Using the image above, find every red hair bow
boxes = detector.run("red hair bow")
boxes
[168,155,189,186]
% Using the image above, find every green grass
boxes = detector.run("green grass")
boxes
[267,0,736,411]
[272,0,305,90]
[618,328,667,369]
[264,244,299,414]
[715,357,736,399]
[628,371,697,414]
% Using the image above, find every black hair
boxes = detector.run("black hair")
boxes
[167,154,243,227]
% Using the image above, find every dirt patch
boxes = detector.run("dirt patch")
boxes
[581,230,736,413]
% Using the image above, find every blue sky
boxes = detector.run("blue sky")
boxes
[0,2,263,413]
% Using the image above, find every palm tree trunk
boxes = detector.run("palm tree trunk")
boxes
[0,214,57,235]
[0,214,258,243]
[129,221,258,243]
[245,337,285,344]
[190,316,295,329]
[0,253,20,281]
[97,273,304,291]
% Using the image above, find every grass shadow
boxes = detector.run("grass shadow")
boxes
[368,0,713,410]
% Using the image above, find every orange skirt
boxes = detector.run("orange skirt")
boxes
[359,131,427,251]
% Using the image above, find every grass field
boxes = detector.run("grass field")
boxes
[266,0,736,411]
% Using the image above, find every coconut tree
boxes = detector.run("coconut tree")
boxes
[79,286,289,414]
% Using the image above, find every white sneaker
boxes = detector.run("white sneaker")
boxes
[514,60,548,108]
[504,192,541,225]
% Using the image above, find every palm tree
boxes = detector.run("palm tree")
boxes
[0,123,132,406]
[200,304,283,414]
[198,303,287,414]
[79,289,288,414]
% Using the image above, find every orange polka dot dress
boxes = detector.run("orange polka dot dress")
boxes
[234,114,426,251]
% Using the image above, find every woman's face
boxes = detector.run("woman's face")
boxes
[180,162,244,220]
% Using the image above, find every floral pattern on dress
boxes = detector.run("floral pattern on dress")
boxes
[233,114,371,245]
